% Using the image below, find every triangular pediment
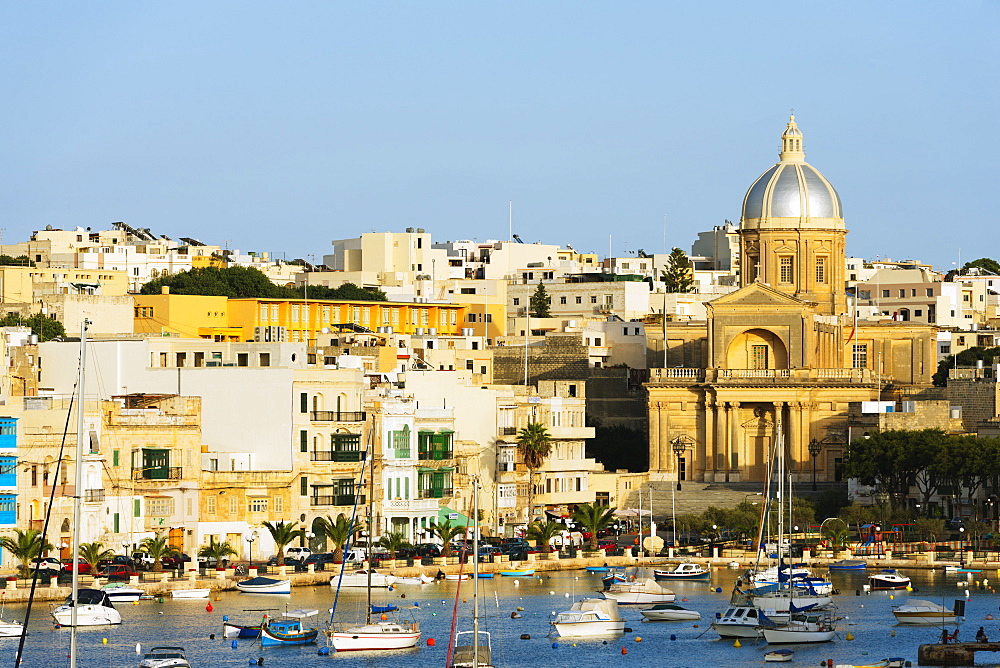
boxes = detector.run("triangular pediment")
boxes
[708,282,811,307]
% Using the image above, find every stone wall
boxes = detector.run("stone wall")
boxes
[948,377,1000,431]
[491,332,589,385]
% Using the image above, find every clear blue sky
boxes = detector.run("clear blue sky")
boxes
[2,2,996,269]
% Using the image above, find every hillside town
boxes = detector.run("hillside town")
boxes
[2,116,999,570]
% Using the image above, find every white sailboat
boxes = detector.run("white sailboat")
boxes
[449,477,494,668]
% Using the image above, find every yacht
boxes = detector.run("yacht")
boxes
[869,569,910,590]
[138,646,191,668]
[761,610,836,644]
[601,578,675,604]
[653,562,710,580]
[892,599,959,624]
[552,598,625,637]
[51,588,123,626]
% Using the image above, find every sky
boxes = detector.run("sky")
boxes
[2,2,997,269]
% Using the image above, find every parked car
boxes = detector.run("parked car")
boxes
[98,564,139,581]
[32,557,63,576]
[61,558,91,574]
[413,543,442,558]
[477,545,502,561]
[303,552,336,568]
[284,546,312,563]
[597,540,617,552]
[131,552,155,570]
[161,553,192,570]
[98,555,138,571]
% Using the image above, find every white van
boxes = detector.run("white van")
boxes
[285,547,312,562]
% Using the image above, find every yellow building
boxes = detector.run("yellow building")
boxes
[0,265,129,303]
[133,291,465,343]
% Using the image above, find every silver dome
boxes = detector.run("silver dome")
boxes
[742,162,842,220]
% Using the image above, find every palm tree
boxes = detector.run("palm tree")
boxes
[430,519,465,557]
[821,518,851,550]
[262,520,304,564]
[376,531,412,560]
[316,513,360,562]
[572,503,617,550]
[78,541,114,575]
[526,520,564,554]
[0,529,52,577]
[516,422,551,524]
[138,535,179,572]
[198,538,238,567]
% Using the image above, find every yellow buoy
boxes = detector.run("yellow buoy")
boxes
[891,629,896,637]
[102,638,108,644]
[734,639,742,648]
[905,586,912,592]
[888,594,894,600]
[846,631,855,641]
[634,637,642,642]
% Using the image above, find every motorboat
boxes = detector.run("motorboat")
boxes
[891,599,959,624]
[0,618,23,637]
[328,619,421,651]
[237,577,291,594]
[223,620,262,638]
[761,610,836,644]
[640,603,701,621]
[101,583,145,603]
[711,605,775,639]
[552,598,625,637]
[138,646,191,668]
[329,569,396,588]
[260,609,319,647]
[394,574,435,585]
[601,578,675,605]
[764,649,794,662]
[499,568,534,577]
[653,562,710,580]
[170,588,210,599]
[869,569,910,590]
[445,573,469,581]
[450,630,494,668]
[829,559,867,571]
[52,588,123,626]
[749,584,831,612]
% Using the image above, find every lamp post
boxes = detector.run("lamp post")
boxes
[247,530,258,569]
[671,435,694,491]
[808,438,822,492]
[959,526,966,567]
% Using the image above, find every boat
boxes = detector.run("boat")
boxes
[101,583,145,603]
[260,609,319,647]
[138,646,191,668]
[448,478,494,668]
[602,571,628,589]
[750,562,833,594]
[51,588,123,626]
[601,578,675,604]
[394,574,435,585]
[237,577,291,594]
[653,562,711,580]
[761,610,837,644]
[711,604,776,639]
[0,595,24,637]
[445,573,470,581]
[170,588,210,599]
[750,583,832,611]
[639,603,701,621]
[329,569,396,588]
[586,566,610,573]
[552,598,625,637]
[326,426,421,652]
[829,559,867,571]
[223,620,263,638]
[869,569,910,590]
[891,599,959,624]
[499,568,534,577]
[764,649,794,662]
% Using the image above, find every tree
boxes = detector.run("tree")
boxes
[516,422,552,523]
[262,520,304,564]
[526,520,564,553]
[375,531,412,560]
[138,535,180,572]
[528,281,550,318]
[139,266,388,302]
[316,513,360,563]
[0,312,66,342]
[430,519,465,557]
[586,420,648,472]
[0,255,33,267]
[660,247,694,293]
[572,503,617,550]
[933,345,1000,386]
[78,542,114,575]
[0,529,52,577]
[843,430,934,509]
[820,518,850,549]
[198,538,238,566]
[914,517,946,543]
[946,257,1000,281]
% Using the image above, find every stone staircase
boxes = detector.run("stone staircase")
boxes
[621,480,844,521]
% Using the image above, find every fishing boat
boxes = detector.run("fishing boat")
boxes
[477,573,494,579]
[170,588,210,599]
[640,603,701,621]
[552,598,625,637]
[828,559,867,571]
[329,569,396,588]
[138,646,191,668]
[394,574,435,585]
[602,570,628,589]
[764,648,794,662]
[260,609,319,647]
[499,568,534,577]
[223,620,263,638]
[445,573,470,581]
[869,569,910,590]
[653,562,710,580]
[601,578,675,604]
[237,577,291,594]
[101,583,145,603]
[891,599,959,624]
[51,588,123,626]
[586,566,610,573]
[448,478,494,668]
[760,610,836,644]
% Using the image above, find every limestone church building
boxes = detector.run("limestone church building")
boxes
[646,117,936,485]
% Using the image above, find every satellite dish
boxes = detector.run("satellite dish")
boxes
[321,327,330,334]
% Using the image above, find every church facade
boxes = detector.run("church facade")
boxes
[645,117,937,485]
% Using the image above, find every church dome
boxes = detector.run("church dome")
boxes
[741,116,843,225]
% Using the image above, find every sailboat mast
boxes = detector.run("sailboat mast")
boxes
[472,476,480,668]
[70,319,90,668]
[366,443,374,625]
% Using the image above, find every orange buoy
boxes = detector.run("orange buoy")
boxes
[206,602,213,613]
[427,637,436,646]
[621,647,628,655]
[380,613,388,621]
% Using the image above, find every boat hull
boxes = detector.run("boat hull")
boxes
[51,604,123,626]
[762,628,836,643]
[0,622,24,637]
[102,586,144,603]
[223,622,262,638]
[711,622,762,639]
[641,609,701,621]
[601,591,675,604]
[260,625,318,646]
[553,620,625,637]
[329,629,421,651]
[869,577,910,590]
[170,589,210,599]
[237,580,291,594]
[499,569,534,577]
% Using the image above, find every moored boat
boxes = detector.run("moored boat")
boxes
[869,569,910,590]
[764,648,794,662]
[711,605,774,639]
[260,609,319,647]
[829,559,867,571]
[653,562,710,580]
[170,588,210,599]
[223,620,263,638]
[761,610,836,644]
[51,588,123,626]
[450,630,494,668]
[586,566,610,573]
[138,646,191,668]
[329,569,396,588]
[601,578,675,605]
[552,598,625,637]
[891,599,958,624]
[640,603,701,621]
[101,583,145,603]
[394,574,435,585]
[237,577,291,594]
[499,568,534,577]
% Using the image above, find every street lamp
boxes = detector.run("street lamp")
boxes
[247,530,259,568]
[959,526,966,566]
[808,438,823,492]
[671,435,694,491]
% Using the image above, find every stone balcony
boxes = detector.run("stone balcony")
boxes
[648,367,876,385]
[385,498,440,513]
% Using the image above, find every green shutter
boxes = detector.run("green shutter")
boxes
[113,512,120,533]
[300,430,308,452]
[300,393,308,413]
[404,477,410,500]
[112,449,119,467]
[133,499,141,517]
[300,476,308,496]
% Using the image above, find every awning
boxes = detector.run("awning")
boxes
[418,466,454,473]
[438,506,471,528]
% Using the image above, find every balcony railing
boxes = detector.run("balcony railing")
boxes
[648,367,876,385]
[310,494,358,506]
[418,450,453,461]
[133,467,182,481]
[310,411,367,422]
[418,487,454,499]
[83,489,106,503]
[310,450,363,462]
[500,427,518,436]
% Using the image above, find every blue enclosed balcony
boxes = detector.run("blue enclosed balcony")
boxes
[0,456,15,488]
[0,418,16,450]
[0,495,15,526]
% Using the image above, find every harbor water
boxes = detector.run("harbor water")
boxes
[4,566,998,667]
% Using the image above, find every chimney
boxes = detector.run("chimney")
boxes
[161,286,170,295]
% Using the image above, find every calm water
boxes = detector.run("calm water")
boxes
[4,567,998,667]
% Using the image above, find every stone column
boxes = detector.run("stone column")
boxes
[712,399,725,482]
[648,402,661,471]
[729,401,741,481]
[789,401,803,479]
